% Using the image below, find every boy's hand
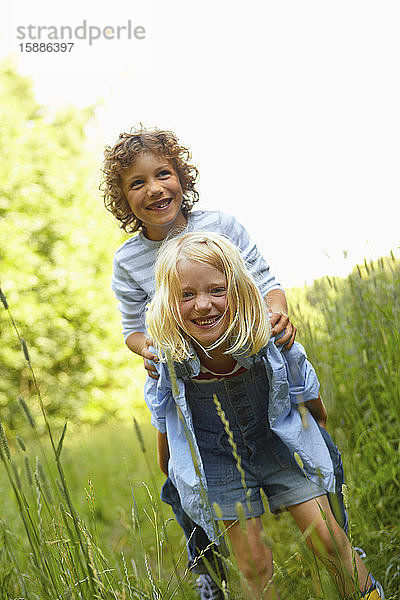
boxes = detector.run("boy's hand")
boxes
[141,337,159,380]
[270,312,297,349]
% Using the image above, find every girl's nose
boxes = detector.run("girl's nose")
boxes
[194,294,212,312]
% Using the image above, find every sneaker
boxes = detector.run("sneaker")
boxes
[361,584,384,600]
[367,575,385,599]
[354,547,385,599]
[196,574,229,600]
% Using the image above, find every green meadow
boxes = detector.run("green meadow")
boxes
[1,252,399,599]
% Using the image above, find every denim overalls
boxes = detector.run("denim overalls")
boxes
[157,342,348,568]
[161,357,347,571]
[183,361,328,519]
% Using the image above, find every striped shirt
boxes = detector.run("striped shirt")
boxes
[111,210,282,340]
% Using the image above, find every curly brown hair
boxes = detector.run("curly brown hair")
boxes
[100,126,200,233]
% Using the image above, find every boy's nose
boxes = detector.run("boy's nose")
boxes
[147,179,163,196]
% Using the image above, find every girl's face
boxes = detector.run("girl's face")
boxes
[121,152,186,241]
[177,259,230,348]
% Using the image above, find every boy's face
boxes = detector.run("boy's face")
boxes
[121,152,186,241]
[177,259,229,348]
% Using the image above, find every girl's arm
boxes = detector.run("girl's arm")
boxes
[157,431,170,476]
[304,394,328,429]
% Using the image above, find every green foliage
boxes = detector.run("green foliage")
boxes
[0,60,144,431]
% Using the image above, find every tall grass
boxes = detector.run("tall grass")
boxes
[1,252,399,599]
[289,252,400,597]
[0,288,201,600]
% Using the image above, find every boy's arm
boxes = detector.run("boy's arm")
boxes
[126,332,159,379]
[112,255,159,378]
[157,431,170,476]
[222,213,296,349]
[266,289,297,349]
[304,394,328,429]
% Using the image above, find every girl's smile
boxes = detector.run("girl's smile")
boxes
[177,259,229,348]
[121,153,187,240]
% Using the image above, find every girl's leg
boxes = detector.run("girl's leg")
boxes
[223,517,279,600]
[288,495,372,597]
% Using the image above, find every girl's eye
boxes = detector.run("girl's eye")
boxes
[181,291,194,300]
[211,287,226,295]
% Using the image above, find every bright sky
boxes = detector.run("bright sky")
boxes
[3,0,400,288]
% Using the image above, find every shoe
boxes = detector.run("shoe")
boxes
[366,576,385,599]
[196,574,229,599]
[354,547,385,599]
[361,584,384,599]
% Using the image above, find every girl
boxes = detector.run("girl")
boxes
[145,231,383,600]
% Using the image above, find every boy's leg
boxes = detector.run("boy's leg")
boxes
[161,477,198,563]
[161,477,227,598]
[318,425,348,533]
[223,517,279,600]
[288,495,377,597]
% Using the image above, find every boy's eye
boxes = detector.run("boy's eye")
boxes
[158,169,171,178]
[130,179,143,189]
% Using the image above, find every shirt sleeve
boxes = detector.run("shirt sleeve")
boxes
[111,255,148,340]
[282,342,320,403]
[144,366,168,433]
[219,212,282,296]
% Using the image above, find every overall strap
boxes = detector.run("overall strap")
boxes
[173,360,195,381]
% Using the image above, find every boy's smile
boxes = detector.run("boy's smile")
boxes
[177,259,229,348]
[121,153,186,241]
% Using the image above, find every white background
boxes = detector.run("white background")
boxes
[3,0,400,287]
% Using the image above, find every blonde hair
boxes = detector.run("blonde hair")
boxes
[146,232,271,362]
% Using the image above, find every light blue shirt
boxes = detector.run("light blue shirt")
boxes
[145,340,335,544]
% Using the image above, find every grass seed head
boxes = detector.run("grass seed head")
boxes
[298,403,309,429]
[36,458,53,504]
[20,337,31,363]
[11,461,22,489]
[294,452,304,470]
[0,418,11,461]
[24,455,33,486]
[213,502,223,520]
[0,287,8,309]
[133,417,146,454]
[235,502,247,532]
[165,349,179,398]
[16,436,26,452]
[18,396,36,429]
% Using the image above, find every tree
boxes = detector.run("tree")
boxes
[0,60,144,431]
